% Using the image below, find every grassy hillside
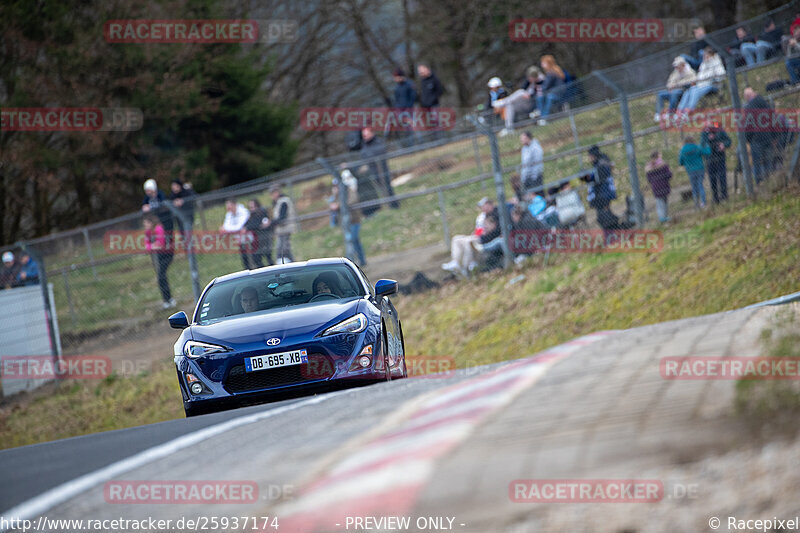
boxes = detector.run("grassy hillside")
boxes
[3,187,799,449]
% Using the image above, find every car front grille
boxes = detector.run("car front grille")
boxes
[224,354,334,393]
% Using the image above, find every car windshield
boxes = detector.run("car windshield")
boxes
[196,264,364,325]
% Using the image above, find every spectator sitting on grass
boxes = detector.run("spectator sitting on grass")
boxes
[645,151,673,223]
[757,19,784,61]
[654,57,696,122]
[728,26,758,66]
[681,25,708,70]
[782,25,800,84]
[16,252,40,287]
[491,67,541,136]
[679,136,710,209]
[442,197,498,277]
[0,251,20,290]
[676,48,726,116]
[536,55,566,123]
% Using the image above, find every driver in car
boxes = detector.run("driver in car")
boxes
[240,286,260,313]
[312,273,342,298]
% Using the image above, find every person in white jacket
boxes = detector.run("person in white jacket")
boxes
[219,198,251,269]
[676,47,726,113]
[519,131,543,194]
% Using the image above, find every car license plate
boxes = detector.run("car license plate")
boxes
[245,349,308,372]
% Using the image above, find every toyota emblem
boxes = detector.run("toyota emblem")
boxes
[266,337,281,346]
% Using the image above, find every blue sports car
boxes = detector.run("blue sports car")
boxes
[169,258,407,417]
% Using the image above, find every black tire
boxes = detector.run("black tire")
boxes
[382,325,392,382]
[396,322,408,379]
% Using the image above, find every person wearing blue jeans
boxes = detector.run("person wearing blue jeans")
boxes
[786,56,800,84]
[676,48,726,114]
[679,136,710,208]
[536,92,560,117]
[656,89,684,115]
[349,222,366,266]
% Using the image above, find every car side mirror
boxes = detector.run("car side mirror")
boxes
[168,311,189,329]
[375,279,398,297]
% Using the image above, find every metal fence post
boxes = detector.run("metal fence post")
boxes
[593,71,645,227]
[165,203,201,301]
[705,35,755,198]
[17,243,59,360]
[567,105,585,171]
[61,270,77,328]
[471,134,484,175]
[82,228,98,280]
[467,117,513,269]
[317,157,356,262]
[437,189,451,248]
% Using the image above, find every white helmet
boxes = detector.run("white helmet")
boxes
[143,178,157,192]
[488,77,503,88]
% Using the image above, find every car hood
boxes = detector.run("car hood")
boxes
[190,297,363,347]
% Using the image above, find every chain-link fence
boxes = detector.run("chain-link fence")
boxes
[3,2,800,396]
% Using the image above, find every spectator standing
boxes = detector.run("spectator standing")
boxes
[245,199,274,268]
[0,252,20,290]
[220,198,251,269]
[654,57,696,121]
[519,131,544,194]
[700,121,732,203]
[360,126,399,208]
[141,179,174,234]
[537,55,566,122]
[644,151,673,223]
[782,25,800,84]
[682,25,708,70]
[392,68,417,145]
[492,67,541,135]
[393,68,417,109]
[143,214,176,309]
[270,185,298,264]
[337,168,367,266]
[169,179,196,234]
[585,145,622,236]
[743,87,775,184]
[729,26,758,66]
[676,48,726,114]
[417,64,444,110]
[679,136,710,208]
[16,252,40,286]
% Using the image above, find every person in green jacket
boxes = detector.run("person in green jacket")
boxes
[700,121,732,203]
[679,136,711,208]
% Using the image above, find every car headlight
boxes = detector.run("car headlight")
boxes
[183,340,230,358]
[322,313,367,336]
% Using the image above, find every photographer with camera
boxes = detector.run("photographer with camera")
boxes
[700,120,732,204]
[583,145,625,242]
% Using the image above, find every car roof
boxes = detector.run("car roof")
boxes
[213,257,350,284]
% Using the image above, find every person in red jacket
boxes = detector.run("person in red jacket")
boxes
[143,214,176,309]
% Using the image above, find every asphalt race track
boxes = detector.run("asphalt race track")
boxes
[0,305,788,532]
